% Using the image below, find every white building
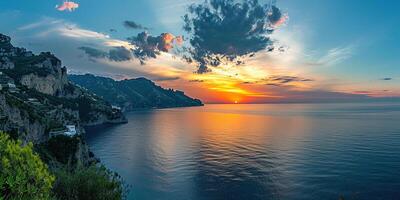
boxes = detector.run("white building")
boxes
[7,83,15,88]
[64,125,78,136]
[112,105,121,110]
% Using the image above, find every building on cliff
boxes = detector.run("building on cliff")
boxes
[49,125,78,138]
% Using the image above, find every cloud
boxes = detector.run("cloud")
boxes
[109,47,133,61]
[18,18,63,31]
[13,18,195,86]
[123,20,149,30]
[57,25,110,40]
[56,1,79,12]
[353,91,372,94]
[182,0,287,73]
[79,46,133,62]
[78,47,108,59]
[154,76,180,81]
[274,89,370,103]
[351,89,400,98]
[21,19,135,63]
[317,46,354,66]
[266,75,314,86]
[196,64,212,74]
[127,32,183,64]
[189,79,204,82]
[267,5,289,29]
[21,19,133,50]
[381,77,392,81]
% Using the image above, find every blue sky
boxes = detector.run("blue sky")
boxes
[0,0,399,103]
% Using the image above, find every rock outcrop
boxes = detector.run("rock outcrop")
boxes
[0,94,46,143]
[0,33,127,145]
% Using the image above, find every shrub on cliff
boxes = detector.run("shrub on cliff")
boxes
[52,165,127,200]
[45,135,80,166]
[0,132,55,200]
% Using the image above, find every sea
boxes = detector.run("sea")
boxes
[85,103,400,200]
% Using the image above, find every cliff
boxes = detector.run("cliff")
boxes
[69,74,203,111]
[0,33,126,145]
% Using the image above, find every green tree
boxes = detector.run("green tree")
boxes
[0,132,55,200]
[53,165,127,200]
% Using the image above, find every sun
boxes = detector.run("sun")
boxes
[234,100,238,104]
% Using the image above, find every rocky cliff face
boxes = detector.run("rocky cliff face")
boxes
[19,56,68,96]
[20,73,64,96]
[1,34,68,96]
[0,91,84,144]
[0,94,46,143]
[0,33,126,145]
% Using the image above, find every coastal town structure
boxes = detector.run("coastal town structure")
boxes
[49,125,79,138]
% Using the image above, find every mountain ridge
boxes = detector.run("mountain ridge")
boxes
[69,73,203,111]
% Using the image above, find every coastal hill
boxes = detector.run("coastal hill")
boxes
[0,33,126,144]
[0,33,128,199]
[69,74,203,111]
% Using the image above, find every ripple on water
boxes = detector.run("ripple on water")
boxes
[86,103,400,200]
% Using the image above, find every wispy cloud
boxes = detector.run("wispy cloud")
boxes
[19,18,132,49]
[317,45,354,66]
[266,75,314,85]
[18,18,62,31]
[58,25,110,39]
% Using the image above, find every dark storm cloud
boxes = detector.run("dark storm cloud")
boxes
[78,47,108,59]
[123,20,149,30]
[109,47,133,61]
[267,4,288,28]
[127,32,162,64]
[79,46,132,62]
[268,5,282,25]
[183,0,286,73]
[196,64,212,74]
[381,77,392,81]
[127,32,183,64]
[266,75,314,85]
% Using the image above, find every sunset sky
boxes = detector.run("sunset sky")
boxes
[1,0,399,103]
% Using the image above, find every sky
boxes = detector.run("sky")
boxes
[0,0,399,103]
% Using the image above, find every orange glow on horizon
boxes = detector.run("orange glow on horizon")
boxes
[155,61,319,104]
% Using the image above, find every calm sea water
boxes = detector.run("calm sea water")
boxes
[86,103,400,200]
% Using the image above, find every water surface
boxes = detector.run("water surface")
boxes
[86,103,400,200]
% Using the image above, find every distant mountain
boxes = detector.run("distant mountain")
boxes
[69,74,203,111]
